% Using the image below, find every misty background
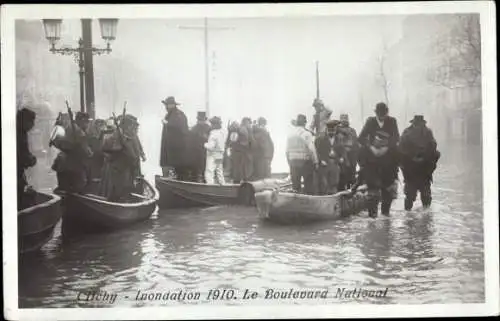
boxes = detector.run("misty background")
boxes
[16,14,481,185]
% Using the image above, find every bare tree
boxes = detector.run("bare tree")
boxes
[427,14,481,89]
[376,41,390,105]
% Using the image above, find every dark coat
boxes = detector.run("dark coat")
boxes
[187,122,211,170]
[160,108,189,167]
[51,125,92,173]
[399,124,439,183]
[314,133,346,165]
[252,126,274,160]
[99,131,138,201]
[357,144,399,189]
[358,116,400,148]
[230,125,254,182]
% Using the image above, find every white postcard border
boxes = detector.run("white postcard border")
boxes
[2,2,498,320]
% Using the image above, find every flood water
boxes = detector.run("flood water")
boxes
[18,143,484,307]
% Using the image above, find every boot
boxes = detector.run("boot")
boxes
[421,197,432,209]
[404,198,413,211]
[381,200,392,216]
[367,200,378,218]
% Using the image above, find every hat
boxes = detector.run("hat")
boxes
[313,98,324,108]
[209,116,222,125]
[326,119,340,129]
[339,114,349,123]
[197,111,207,121]
[410,115,426,124]
[241,117,252,125]
[257,117,267,126]
[375,102,388,115]
[161,96,179,106]
[292,114,307,127]
[75,112,90,122]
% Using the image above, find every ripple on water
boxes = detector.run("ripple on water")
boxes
[18,147,485,307]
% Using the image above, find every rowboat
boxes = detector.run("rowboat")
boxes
[254,185,369,223]
[61,178,159,230]
[155,174,291,209]
[18,191,62,254]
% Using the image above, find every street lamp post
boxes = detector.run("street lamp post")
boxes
[42,18,118,118]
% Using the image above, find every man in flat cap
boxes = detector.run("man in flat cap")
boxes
[160,96,190,180]
[314,119,346,195]
[399,115,440,210]
[337,113,360,190]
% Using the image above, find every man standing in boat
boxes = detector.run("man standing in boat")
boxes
[159,96,190,180]
[51,111,93,193]
[286,114,319,195]
[188,111,211,182]
[315,119,345,195]
[230,117,254,183]
[252,117,275,180]
[17,108,37,207]
[398,115,441,210]
[337,113,360,190]
[204,116,226,185]
[310,98,333,136]
[358,102,400,149]
[99,114,140,201]
[353,130,399,218]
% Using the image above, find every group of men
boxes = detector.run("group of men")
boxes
[41,109,146,201]
[159,96,275,185]
[286,99,440,217]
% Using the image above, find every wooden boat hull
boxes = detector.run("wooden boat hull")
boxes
[18,191,62,254]
[62,179,159,230]
[155,175,291,209]
[254,185,369,223]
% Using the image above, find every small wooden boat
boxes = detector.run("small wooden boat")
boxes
[254,185,369,223]
[155,174,291,209]
[18,191,62,254]
[61,178,159,230]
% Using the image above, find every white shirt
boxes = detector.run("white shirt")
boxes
[204,128,227,159]
[377,118,385,128]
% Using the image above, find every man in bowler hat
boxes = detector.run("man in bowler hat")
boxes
[358,102,400,149]
[159,96,190,180]
[399,115,440,210]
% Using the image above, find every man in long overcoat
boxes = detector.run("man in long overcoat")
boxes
[358,102,400,148]
[399,115,440,210]
[354,131,399,218]
[230,117,254,183]
[252,117,274,180]
[188,111,211,182]
[159,96,190,180]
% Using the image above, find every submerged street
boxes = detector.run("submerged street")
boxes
[18,143,483,307]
